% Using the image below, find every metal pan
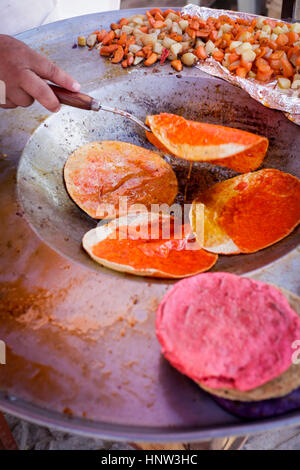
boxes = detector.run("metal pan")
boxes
[0,8,299,442]
[17,71,300,276]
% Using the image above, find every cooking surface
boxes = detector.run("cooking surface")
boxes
[17,73,300,275]
[0,8,300,441]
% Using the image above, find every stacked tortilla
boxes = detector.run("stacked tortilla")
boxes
[156,273,300,418]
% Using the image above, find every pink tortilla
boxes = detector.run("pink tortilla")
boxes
[156,273,300,391]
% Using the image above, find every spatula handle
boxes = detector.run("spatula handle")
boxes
[49,84,94,110]
[48,83,151,132]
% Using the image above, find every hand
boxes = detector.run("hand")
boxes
[0,34,81,112]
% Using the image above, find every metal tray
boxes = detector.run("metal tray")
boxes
[0,8,299,442]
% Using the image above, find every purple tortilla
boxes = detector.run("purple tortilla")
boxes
[212,387,300,419]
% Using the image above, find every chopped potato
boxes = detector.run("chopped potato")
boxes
[78,36,86,47]
[82,6,300,94]
[181,52,197,66]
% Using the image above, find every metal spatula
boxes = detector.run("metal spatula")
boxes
[49,84,151,132]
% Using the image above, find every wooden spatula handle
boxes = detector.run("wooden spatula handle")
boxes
[49,84,93,110]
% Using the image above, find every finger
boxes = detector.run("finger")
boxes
[0,99,17,109]
[31,52,80,92]
[9,88,34,108]
[20,69,60,112]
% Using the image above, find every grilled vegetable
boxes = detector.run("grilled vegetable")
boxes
[78,8,300,88]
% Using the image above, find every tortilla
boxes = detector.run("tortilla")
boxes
[156,273,300,393]
[212,386,300,419]
[200,364,300,402]
[82,212,218,278]
[190,169,300,254]
[146,130,170,153]
[199,288,300,401]
[146,113,268,172]
[64,141,178,219]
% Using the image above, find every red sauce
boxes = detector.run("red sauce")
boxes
[219,171,300,252]
[92,219,217,277]
[147,114,268,173]
[149,113,263,147]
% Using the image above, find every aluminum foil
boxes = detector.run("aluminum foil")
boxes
[182,4,300,124]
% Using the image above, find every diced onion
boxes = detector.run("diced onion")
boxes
[168,52,177,61]
[153,42,164,54]
[239,31,252,42]
[235,42,252,54]
[281,24,289,33]
[196,38,205,47]
[163,36,177,49]
[170,43,183,57]
[229,41,242,51]
[129,44,142,54]
[256,17,265,29]
[222,23,233,33]
[278,77,291,89]
[264,48,272,59]
[205,40,216,55]
[132,17,144,25]
[259,31,270,39]
[166,12,180,21]
[172,22,182,35]
[128,14,146,21]
[181,41,191,52]
[241,49,256,62]
[87,34,97,47]
[262,24,271,34]
[292,79,300,89]
[165,18,173,31]
[141,33,157,46]
[134,56,144,65]
[122,25,134,35]
[291,23,300,33]
[273,26,284,35]
[179,20,189,31]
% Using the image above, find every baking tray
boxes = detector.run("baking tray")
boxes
[0,8,299,442]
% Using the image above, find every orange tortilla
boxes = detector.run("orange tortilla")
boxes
[146,130,170,153]
[146,113,268,173]
[190,169,300,254]
[64,141,178,219]
[82,213,218,278]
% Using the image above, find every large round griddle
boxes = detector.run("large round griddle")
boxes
[0,8,299,442]
[17,72,300,275]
